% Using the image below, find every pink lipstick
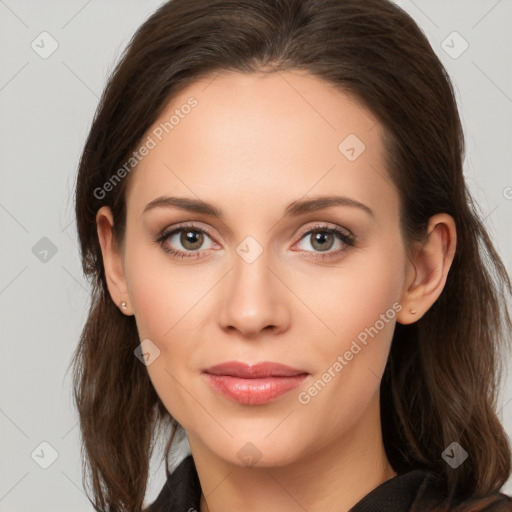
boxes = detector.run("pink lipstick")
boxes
[203,361,309,405]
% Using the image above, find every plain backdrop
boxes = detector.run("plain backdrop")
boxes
[0,0,511,510]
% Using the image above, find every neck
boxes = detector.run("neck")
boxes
[191,392,397,512]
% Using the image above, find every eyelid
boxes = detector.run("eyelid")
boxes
[156,220,355,258]
[157,221,219,246]
[157,221,351,243]
[294,221,352,240]
[291,222,356,256]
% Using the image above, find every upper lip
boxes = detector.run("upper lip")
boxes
[203,361,308,378]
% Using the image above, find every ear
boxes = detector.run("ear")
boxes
[396,213,457,325]
[96,206,133,316]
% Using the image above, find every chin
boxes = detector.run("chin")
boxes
[202,435,306,469]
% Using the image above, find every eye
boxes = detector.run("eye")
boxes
[155,222,217,259]
[293,224,355,260]
[155,222,356,261]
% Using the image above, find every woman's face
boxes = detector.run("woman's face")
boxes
[113,70,414,467]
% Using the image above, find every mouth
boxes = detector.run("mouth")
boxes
[203,361,309,405]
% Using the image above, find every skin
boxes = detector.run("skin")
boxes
[96,70,457,512]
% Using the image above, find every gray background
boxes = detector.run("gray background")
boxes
[0,0,511,510]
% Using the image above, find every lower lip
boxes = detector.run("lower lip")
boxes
[204,373,308,405]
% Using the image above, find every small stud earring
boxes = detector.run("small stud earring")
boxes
[409,309,417,314]
[120,301,128,310]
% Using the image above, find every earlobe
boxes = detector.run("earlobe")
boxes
[96,206,133,315]
[396,213,457,325]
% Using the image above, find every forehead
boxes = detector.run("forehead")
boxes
[126,70,395,222]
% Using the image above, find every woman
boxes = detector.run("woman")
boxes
[70,0,512,510]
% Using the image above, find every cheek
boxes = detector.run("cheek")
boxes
[124,241,203,340]
[124,246,204,425]
[297,254,404,431]
[305,241,405,408]
[321,246,405,342]
[127,266,174,341]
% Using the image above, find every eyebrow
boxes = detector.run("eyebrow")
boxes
[142,195,375,219]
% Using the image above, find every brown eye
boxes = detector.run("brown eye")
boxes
[179,230,204,251]
[157,223,216,258]
[294,225,355,260]
[309,230,336,252]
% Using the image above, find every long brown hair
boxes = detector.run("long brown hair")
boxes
[70,0,512,510]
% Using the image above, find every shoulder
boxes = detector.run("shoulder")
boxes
[410,470,512,511]
[350,468,512,511]
[144,458,512,512]
[144,455,201,512]
[450,492,512,511]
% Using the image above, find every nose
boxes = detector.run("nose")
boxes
[217,251,291,337]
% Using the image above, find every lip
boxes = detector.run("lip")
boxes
[203,361,308,378]
[203,361,309,405]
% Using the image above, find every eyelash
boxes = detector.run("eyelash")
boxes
[155,222,356,261]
